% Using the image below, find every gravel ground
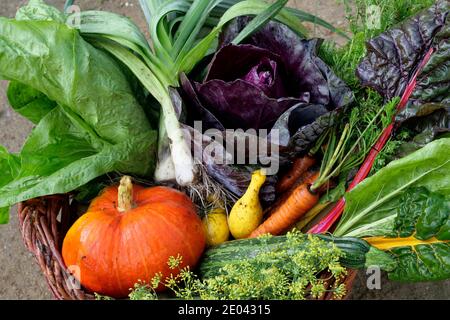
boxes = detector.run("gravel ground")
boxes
[0,0,449,300]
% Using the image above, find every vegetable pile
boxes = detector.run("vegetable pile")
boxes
[0,0,449,300]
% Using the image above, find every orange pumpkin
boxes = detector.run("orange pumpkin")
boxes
[62,176,206,298]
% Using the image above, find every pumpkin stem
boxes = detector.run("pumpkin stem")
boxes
[118,176,134,212]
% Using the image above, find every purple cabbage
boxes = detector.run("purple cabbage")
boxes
[178,17,355,200]
[181,17,353,135]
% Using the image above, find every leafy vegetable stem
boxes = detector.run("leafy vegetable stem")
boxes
[365,235,450,251]
[312,124,349,191]
[312,98,396,192]
[330,100,394,175]
[310,128,331,155]
[339,214,396,238]
[93,38,196,185]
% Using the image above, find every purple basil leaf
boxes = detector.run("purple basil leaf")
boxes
[356,0,448,100]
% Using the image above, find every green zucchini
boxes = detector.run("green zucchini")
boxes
[199,234,395,278]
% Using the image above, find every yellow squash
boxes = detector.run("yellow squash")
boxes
[202,208,230,246]
[228,169,266,239]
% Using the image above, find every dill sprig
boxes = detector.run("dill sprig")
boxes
[128,231,347,300]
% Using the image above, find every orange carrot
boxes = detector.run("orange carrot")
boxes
[249,172,320,238]
[276,156,316,193]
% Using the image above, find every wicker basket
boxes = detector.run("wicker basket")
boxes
[18,195,358,300]
[18,195,93,300]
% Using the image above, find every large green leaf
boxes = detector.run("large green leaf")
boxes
[0,14,158,216]
[0,18,151,144]
[0,107,157,208]
[365,188,449,282]
[332,138,450,282]
[16,0,65,22]
[0,146,20,224]
[6,81,56,124]
[334,138,450,238]
[388,243,450,281]
[392,188,449,240]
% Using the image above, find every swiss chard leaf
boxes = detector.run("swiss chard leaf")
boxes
[332,138,450,281]
[356,0,448,100]
[392,187,449,240]
[364,188,449,282]
[388,243,450,282]
[397,17,450,124]
[356,0,449,146]
[334,138,450,238]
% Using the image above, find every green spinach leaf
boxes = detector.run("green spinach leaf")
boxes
[0,18,151,143]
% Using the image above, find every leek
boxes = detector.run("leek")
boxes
[68,0,343,185]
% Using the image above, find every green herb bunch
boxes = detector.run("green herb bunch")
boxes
[128,232,347,300]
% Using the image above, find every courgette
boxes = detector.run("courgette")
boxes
[199,234,396,278]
